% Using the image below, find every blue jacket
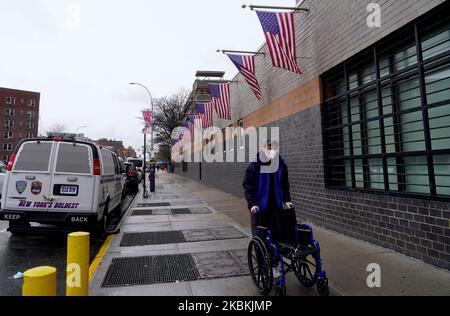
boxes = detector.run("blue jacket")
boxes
[242,153,292,212]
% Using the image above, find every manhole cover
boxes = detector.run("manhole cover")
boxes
[138,202,171,207]
[171,208,192,215]
[102,254,200,287]
[121,231,186,247]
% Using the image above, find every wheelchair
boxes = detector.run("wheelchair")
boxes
[247,208,330,297]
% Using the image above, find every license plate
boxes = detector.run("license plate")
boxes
[60,186,78,195]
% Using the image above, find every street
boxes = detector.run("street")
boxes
[0,192,136,296]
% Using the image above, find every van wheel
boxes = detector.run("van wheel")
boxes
[97,203,109,237]
[112,196,124,218]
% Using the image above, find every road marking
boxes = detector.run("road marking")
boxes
[89,235,114,282]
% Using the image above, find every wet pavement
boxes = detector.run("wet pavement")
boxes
[0,192,136,296]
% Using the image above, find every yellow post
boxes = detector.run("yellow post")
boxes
[22,266,57,296]
[66,232,90,296]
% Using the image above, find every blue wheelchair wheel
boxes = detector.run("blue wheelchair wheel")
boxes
[293,245,320,289]
[248,237,273,295]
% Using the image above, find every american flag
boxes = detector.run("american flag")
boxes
[227,54,262,100]
[196,103,214,128]
[256,11,301,74]
[188,115,196,141]
[181,122,189,145]
[194,113,203,130]
[208,83,231,120]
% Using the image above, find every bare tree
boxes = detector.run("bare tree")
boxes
[156,144,171,162]
[143,89,191,149]
[46,123,67,134]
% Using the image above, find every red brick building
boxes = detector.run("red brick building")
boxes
[0,87,40,163]
[95,139,137,159]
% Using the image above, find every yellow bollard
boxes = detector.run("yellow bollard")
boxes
[22,266,57,296]
[66,232,90,296]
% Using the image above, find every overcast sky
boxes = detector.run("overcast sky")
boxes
[0,0,294,152]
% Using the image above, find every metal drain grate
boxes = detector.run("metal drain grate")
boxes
[171,208,192,215]
[121,231,186,247]
[102,254,201,287]
[137,202,171,207]
[132,209,153,216]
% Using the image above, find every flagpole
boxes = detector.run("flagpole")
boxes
[217,49,265,56]
[130,82,155,197]
[241,4,309,12]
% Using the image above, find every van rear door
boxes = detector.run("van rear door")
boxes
[49,142,95,213]
[4,141,55,211]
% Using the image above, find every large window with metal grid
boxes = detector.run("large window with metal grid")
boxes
[322,13,450,199]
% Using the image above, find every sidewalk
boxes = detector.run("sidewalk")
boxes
[90,172,450,296]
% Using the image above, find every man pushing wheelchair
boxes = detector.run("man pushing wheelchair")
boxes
[243,140,330,296]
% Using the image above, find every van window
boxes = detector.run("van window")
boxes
[55,143,92,174]
[101,149,115,175]
[14,142,53,172]
[128,159,143,168]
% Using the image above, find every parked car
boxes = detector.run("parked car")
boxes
[127,158,144,183]
[123,162,139,192]
[0,134,126,235]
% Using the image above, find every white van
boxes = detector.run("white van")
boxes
[0,135,126,235]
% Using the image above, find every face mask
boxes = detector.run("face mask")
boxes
[266,150,278,160]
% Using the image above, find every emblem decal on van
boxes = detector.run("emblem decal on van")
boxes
[16,181,27,195]
[31,181,43,195]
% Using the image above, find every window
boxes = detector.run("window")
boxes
[26,121,34,129]
[101,149,115,175]
[14,142,53,172]
[4,120,14,128]
[4,132,13,139]
[26,133,34,139]
[6,97,16,105]
[3,144,13,151]
[323,15,450,199]
[2,155,9,164]
[55,143,92,175]
[27,111,35,118]
[28,99,36,107]
[5,109,15,116]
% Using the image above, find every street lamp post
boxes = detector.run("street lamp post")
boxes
[130,83,155,197]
